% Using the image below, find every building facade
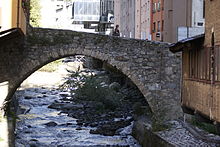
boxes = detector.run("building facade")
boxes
[114,0,204,43]
[151,0,163,41]
[170,0,220,123]
[40,0,73,29]
[114,0,151,40]
[114,0,135,38]
[164,0,205,43]
[0,0,27,34]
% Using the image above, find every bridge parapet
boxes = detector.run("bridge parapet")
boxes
[0,27,182,120]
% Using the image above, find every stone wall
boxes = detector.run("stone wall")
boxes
[0,27,182,120]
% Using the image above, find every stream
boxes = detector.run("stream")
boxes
[14,87,141,147]
[14,61,141,147]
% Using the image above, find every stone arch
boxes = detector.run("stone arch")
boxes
[10,48,148,106]
[0,28,182,120]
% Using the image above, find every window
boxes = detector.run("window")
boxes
[215,47,220,82]
[152,3,157,13]
[157,21,160,32]
[161,0,164,10]
[153,22,156,32]
[161,20,164,31]
[189,47,211,80]
[197,22,203,26]
[158,1,161,11]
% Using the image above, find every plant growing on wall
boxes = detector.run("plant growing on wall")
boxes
[22,0,30,15]
[29,0,41,27]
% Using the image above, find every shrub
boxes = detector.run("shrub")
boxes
[60,68,123,110]
[190,117,218,135]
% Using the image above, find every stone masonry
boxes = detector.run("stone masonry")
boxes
[0,27,182,120]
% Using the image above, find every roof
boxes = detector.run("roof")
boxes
[0,28,24,43]
[169,34,205,53]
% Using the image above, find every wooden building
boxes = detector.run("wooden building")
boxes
[170,0,220,123]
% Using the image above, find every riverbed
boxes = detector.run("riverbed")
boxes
[14,61,141,147]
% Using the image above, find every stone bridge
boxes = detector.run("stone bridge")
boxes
[0,28,182,120]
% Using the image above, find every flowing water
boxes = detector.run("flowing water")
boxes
[14,77,141,147]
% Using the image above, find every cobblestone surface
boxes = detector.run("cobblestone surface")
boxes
[157,120,220,147]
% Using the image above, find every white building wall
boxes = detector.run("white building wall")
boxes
[114,0,151,40]
[40,0,74,29]
[140,0,151,40]
[114,0,135,38]
[40,0,57,28]
[114,0,120,28]
[191,0,205,27]
[146,0,151,40]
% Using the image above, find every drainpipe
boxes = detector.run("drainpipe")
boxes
[186,0,189,38]
[17,0,20,28]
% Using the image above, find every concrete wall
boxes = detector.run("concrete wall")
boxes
[164,0,189,43]
[191,0,205,28]
[0,28,182,120]
[164,0,205,43]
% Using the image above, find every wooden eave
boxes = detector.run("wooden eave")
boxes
[169,34,205,53]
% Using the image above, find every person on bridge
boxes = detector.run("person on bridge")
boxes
[112,25,120,36]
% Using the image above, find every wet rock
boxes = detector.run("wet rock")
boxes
[109,82,121,92]
[90,119,132,136]
[62,103,84,110]
[44,121,58,127]
[90,122,99,127]
[29,139,41,147]
[30,139,38,142]
[66,122,74,126]
[59,92,70,97]
[24,96,33,99]
[48,102,65,109]
[24,131,32,134]
[76,127,82,130]
[59,122,74,126]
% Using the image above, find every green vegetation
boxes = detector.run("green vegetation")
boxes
[151,119,169,132]
[60,68,123,111]
[0,137,4,142]
[0,113,2,122]
[30,0,41,27]
[150,99,170,132]
[190,117,218,135]
[39,60,62,72]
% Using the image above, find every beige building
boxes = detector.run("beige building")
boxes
[0,0,27,33]
[114,0,151,40]
[163,0,187,43]
[115,0,204,43]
